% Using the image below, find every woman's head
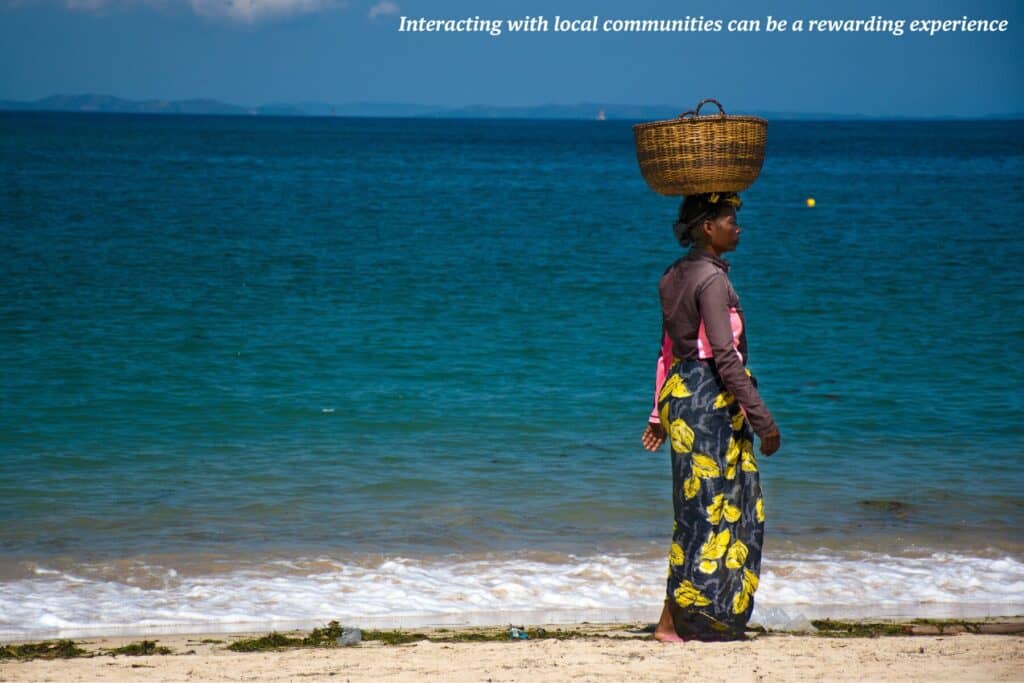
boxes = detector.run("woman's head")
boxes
[673,192,743,253]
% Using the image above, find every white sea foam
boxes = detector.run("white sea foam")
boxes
[1,551,1022,639]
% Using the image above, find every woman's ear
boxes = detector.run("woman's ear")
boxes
[700,218,713,240]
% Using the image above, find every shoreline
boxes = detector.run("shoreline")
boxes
[5,548,1023,642]
[3,619,1023,682]
[6,603,1024,644]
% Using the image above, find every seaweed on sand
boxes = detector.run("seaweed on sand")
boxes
[0,640,88,660]
[104,640,173,656]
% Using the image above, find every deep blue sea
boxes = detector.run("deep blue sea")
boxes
[1,112,1022,637]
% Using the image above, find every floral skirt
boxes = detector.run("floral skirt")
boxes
[657,359,765,638]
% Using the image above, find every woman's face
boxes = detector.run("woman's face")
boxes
[702,207,741,254]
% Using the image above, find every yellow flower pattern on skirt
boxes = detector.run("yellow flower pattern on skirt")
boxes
[732,568,759,615]
[659,373,693,400]
[669,419,694,454]
[713,391,736,409]
[725,539,748,569]
[741,440,758,472]
[658,359,766,639]
[706,494,741,524]
[698,529,731,573]
[673,580,712,608]
[683,453,719,499]
[724,437,740,480]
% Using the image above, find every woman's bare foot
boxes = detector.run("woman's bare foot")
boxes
[654,630,685,643]
[653,599,686,643]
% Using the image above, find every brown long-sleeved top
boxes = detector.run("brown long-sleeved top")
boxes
[656,248,777,437]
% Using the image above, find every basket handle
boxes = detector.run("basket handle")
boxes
[679,99,727,119]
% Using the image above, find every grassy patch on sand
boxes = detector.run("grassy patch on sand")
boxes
[225,622,634,651]
[223,617,1024,651]
[809,618,1024,637]
[811,619,912,637]
[0,639,175,661]
[104,640,173,656]
[227,621,361,651]
[0,640,88,660]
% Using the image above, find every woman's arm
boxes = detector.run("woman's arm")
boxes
[649,329,673,424]
[698,273,778,439]
[642,331,671,451]
[649,351,666,424]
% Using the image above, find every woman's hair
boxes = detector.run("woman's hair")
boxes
[672,192,742,247]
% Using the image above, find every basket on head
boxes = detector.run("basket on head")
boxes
[632,99,767,196]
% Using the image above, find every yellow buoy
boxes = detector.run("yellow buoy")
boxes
[806,197,816,208]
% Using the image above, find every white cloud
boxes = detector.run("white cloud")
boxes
[189,0,345,22]
[57,0,168,11]
[47,0,347,22]
[367,0,396,20]
[64,0,112,9]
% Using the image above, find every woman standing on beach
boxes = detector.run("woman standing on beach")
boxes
[641,192,781,641]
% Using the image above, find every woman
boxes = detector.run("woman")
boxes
[641,191,781,642]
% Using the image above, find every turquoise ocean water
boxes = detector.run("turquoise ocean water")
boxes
[1,113,1023,636]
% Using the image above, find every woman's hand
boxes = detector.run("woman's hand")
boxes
[759,428,781,456]
[642,422,667,451]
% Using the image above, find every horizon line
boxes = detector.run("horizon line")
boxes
[0,93,1021,121]
[2,109,1021,123]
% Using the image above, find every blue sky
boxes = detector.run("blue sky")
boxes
[1,0,1022,116]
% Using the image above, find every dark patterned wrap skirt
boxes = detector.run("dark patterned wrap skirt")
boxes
[657,358,765,638]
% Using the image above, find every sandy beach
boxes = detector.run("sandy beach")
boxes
[3,621,1022,682]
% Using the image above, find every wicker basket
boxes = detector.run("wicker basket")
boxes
[632,99,767,196]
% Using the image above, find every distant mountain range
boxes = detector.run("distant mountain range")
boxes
[0,94,1020,121]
